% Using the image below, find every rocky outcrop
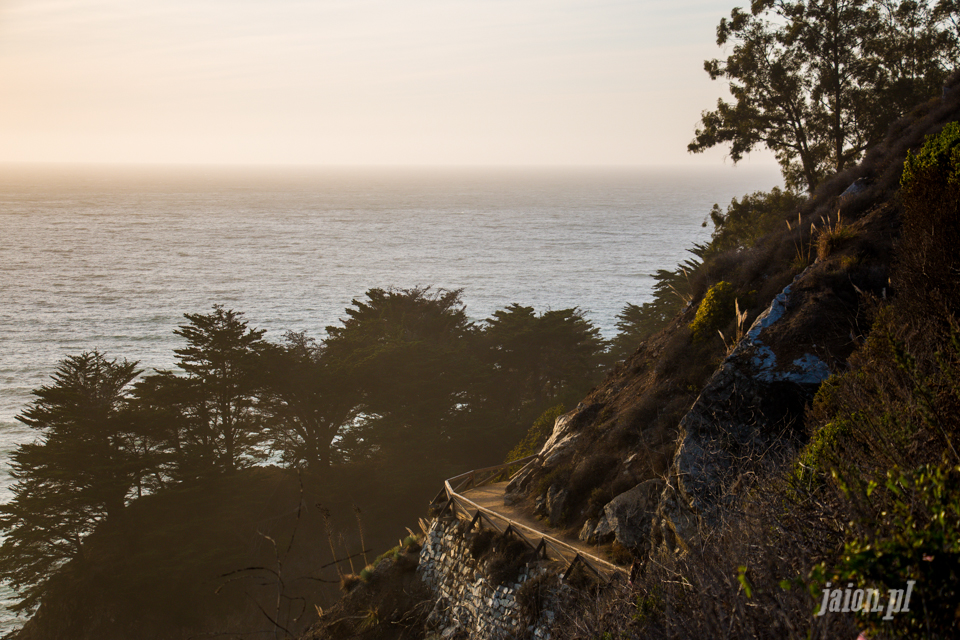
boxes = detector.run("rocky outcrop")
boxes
[655,267,839,551]
[534,485,569,524]
[506,402,603,496]
[581,478,664,551]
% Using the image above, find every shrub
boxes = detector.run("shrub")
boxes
[689,281,737,341]
[610,542,633,565]
[701,188,806,255]
[587,486,613,519]
[469,528,496,560]
[563,561,603,593]
[565,454,619,524]
[897,121,960,322]
[632,587,664,624]
[790,417,851,491]
[611,257,701,356]
[815,212,854,260]
[484,533,531,586]
[339,573,361,592]
[356,606,380,632]
[901,120,960,192]
[817,463,960,638]
[516,571,560,625]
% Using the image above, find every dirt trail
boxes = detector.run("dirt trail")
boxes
[460,481,623,577]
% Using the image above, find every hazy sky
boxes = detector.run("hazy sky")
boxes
[0,0,779,166]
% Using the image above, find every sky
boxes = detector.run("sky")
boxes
[0,0,779,166]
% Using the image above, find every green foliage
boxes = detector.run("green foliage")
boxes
[145,305,270,478]
[322,287,481,481]
[901,120,960,191]
[689,281,737,341]
[612,257,700,357]
[504,404,565,463]
[632,588,663,623]
[260,331,356,474]
[897,121,960,323]
[3,466,330,637]
[699,188,806,256]
[791,417,852,491]
[331,289,471,405]
[690,0,958,191]
[819,463,960,636]
[480,304,607,425]
[736,565,753,599]
[373,545,402,567]
[2,288,612,619]
[797,309,960,491]
[611,303,665,358]
[794,266,960,635]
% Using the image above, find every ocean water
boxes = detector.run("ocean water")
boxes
[0,163,780,630]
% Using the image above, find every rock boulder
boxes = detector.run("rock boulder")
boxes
[591,478,664,551]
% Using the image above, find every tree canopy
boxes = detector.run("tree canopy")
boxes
[478,303,607,426]
[0,293,611,617]
[156,305,270,478]
[690,0,959,191]
[0,352,140,613]
[322,287,479,475]
[260,331,357,475]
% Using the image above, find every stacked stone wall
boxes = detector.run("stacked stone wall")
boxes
[418,518,558,640]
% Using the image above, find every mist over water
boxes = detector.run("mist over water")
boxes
[0,163,780,630]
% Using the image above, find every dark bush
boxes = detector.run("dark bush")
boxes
[516,571,560,625]
[468,528,496,561]
[484,533,531,586]
[896,121,960,323]
[565,454,619,522]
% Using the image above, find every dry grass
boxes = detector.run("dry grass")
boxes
[718,298,749,354]
[549,476,857,640]
[815,211,854,261]
[340,573,362,593]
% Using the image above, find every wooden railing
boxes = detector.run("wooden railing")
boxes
[429,456,626,583]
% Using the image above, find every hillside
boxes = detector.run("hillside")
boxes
[306,73,960,640]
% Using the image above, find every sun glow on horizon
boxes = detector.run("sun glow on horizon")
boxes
[0,0,779,167]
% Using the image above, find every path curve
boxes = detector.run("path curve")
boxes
[435,461,627,582]
[462,482,623,573]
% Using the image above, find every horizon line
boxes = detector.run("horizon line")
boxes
[0,160,780,170]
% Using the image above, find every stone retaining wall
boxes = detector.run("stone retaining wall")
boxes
[418,518,559,640]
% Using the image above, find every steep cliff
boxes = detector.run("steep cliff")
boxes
[510,77,960,558]
[499,75,960,639]
[302,75,960,640]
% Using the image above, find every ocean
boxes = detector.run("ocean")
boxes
[0,163,780,630]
